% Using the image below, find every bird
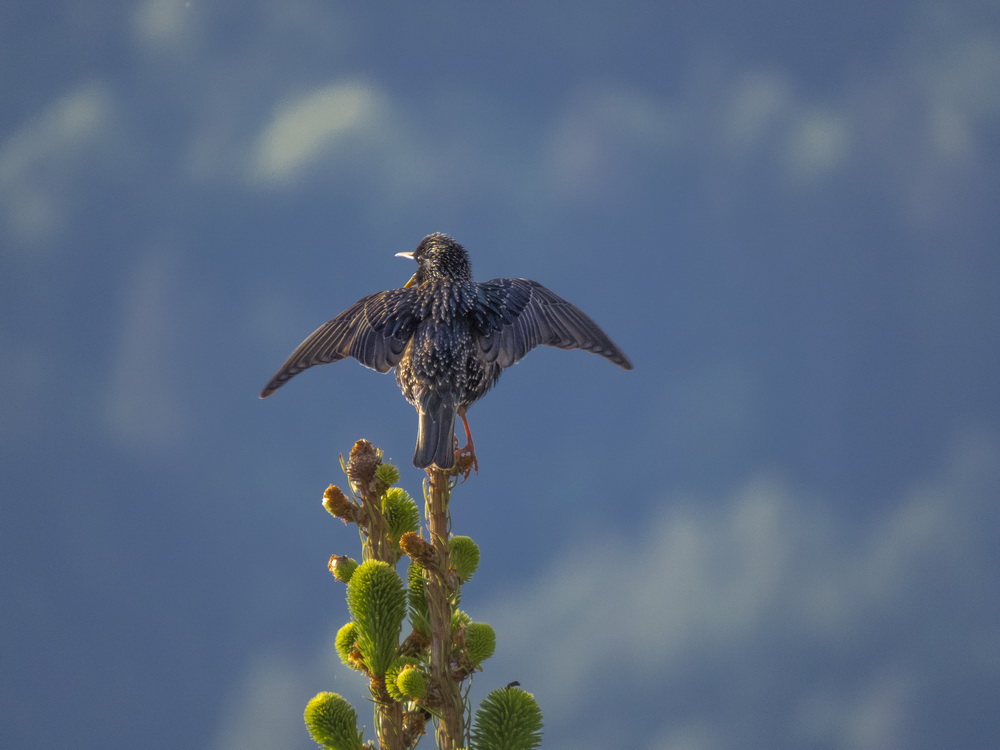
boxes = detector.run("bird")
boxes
[260,233,632,472]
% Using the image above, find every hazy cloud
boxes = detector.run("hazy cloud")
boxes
[210,430,999,749]
[544,83,681,199]
[103,248,188,451]
[782,107,852,183]
[721,70,792,153]
[132,0,199,48]
[248,80,387,185]
[211,638,371,750]
[480,429,998,748]
[541,20,999,212]
[0,81,116,250]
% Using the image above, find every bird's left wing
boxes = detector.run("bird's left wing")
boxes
[260,288,419,397]
[473,278,633,370]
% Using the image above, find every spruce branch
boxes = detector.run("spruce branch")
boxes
[305,440,541,750]
[422,467,466,749]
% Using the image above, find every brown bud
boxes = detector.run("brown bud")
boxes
[400,531,439,569]
[402,708,429,745]
[347,439,380,488]
[328,555,358,583]
[353,652,372,677]
[323,485,360,523]
[400,629,431,656]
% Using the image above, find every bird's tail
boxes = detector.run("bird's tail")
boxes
[413,392,457,469]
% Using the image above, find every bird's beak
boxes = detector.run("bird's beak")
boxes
[395,251,417,287]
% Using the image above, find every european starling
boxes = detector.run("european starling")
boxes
[260,233,632,470]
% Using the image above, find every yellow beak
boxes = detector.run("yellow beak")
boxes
[395,251,417,287]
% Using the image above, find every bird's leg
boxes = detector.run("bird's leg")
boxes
[454,406,479,480]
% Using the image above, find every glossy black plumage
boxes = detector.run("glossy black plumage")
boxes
[260,233,632,469]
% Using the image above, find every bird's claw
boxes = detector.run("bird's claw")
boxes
[452,444,479,483]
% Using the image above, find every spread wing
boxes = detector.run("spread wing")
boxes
[260,288,419,397]
[473,278,633,370]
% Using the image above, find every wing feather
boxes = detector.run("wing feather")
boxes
[475,279,632,370]
[260,288,418,397]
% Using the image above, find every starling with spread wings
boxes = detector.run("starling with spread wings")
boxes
[261,233,632,472]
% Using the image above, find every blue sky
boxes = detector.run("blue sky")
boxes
[3,2,999,749]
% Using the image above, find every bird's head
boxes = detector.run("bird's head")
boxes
[396,233,472,286]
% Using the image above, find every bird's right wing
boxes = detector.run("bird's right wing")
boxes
[260,288,419,397]
[474,278,633,370]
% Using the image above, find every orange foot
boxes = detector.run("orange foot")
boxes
[453,406,479,482]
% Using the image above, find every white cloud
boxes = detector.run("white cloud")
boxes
[248,80,387,185]
[541,19,999,210]
[646,722,722,750]
[212,653,303,750]
[479,428,999,749]
[895,22,1000,224]
[0,80,115,250]
[210,645,370,750]
[792,666,919,750]
[211,430,1000,749]
[238,78,509,207]
[782,107,852,183]
[705,64,858,186]
[132,0,197,48]
[721,70,792,153]
[918,21,1000,120]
